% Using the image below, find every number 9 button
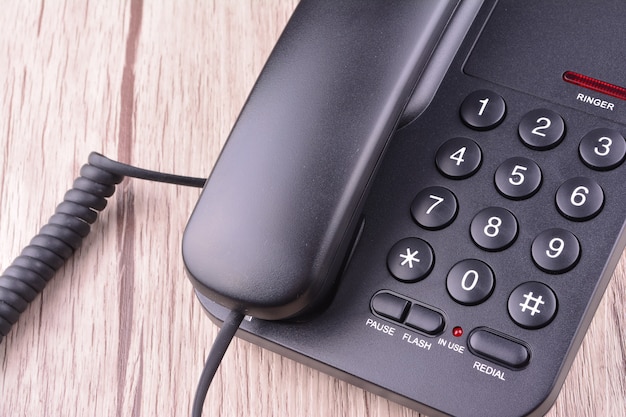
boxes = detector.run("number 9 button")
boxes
[531,228,580,273]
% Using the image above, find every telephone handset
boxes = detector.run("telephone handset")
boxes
[183,0,626,416]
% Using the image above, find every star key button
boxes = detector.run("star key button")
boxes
[387,238,434,282]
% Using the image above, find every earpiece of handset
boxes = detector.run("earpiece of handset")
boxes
[183,0,459,321]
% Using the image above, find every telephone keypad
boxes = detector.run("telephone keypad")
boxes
[379,91,622,370]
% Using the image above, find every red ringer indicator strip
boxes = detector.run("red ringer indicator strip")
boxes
[563,71,626,101]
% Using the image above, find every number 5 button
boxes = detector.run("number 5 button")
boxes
[495,157,542,200]
[532,228,580,273]
[411,186,458,230]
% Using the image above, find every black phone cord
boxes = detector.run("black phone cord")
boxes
[0,152,206,344]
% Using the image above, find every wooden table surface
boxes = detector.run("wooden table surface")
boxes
[1,1,624,416]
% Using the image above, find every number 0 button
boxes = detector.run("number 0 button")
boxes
[411,186,458,230]
[446,259,495,305]
[470,207,518,251]
[556,177,604,221]
[460,90,506,130]
[532,228,580,273]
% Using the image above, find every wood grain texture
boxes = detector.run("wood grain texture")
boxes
[0,1,624,416]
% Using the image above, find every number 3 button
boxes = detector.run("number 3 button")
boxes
[532,228,580,273]
[579,128,626,170]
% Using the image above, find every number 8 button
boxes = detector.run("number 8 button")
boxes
[470,207,518,251]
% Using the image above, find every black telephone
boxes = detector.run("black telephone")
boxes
[183,1,626,416]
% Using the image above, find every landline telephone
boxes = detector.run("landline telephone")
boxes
[183,0,626,416]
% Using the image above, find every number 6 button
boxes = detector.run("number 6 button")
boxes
[531,228,580,273]
[556,177,604,221]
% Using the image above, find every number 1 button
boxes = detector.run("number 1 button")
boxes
[411,186,458,230]
[460,90,506,130]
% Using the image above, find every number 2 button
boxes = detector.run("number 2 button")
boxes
[411,186,458,230]
[518,109,565,150]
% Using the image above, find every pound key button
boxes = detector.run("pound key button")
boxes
[468,328,530,369]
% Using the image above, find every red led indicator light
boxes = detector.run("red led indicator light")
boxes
[563,71,626,101]
[452,326,463,337]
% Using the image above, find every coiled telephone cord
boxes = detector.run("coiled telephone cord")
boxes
[0,152,205,344]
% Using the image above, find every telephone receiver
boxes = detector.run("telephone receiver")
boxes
[183,1,626,416]
[183,0,460,320]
